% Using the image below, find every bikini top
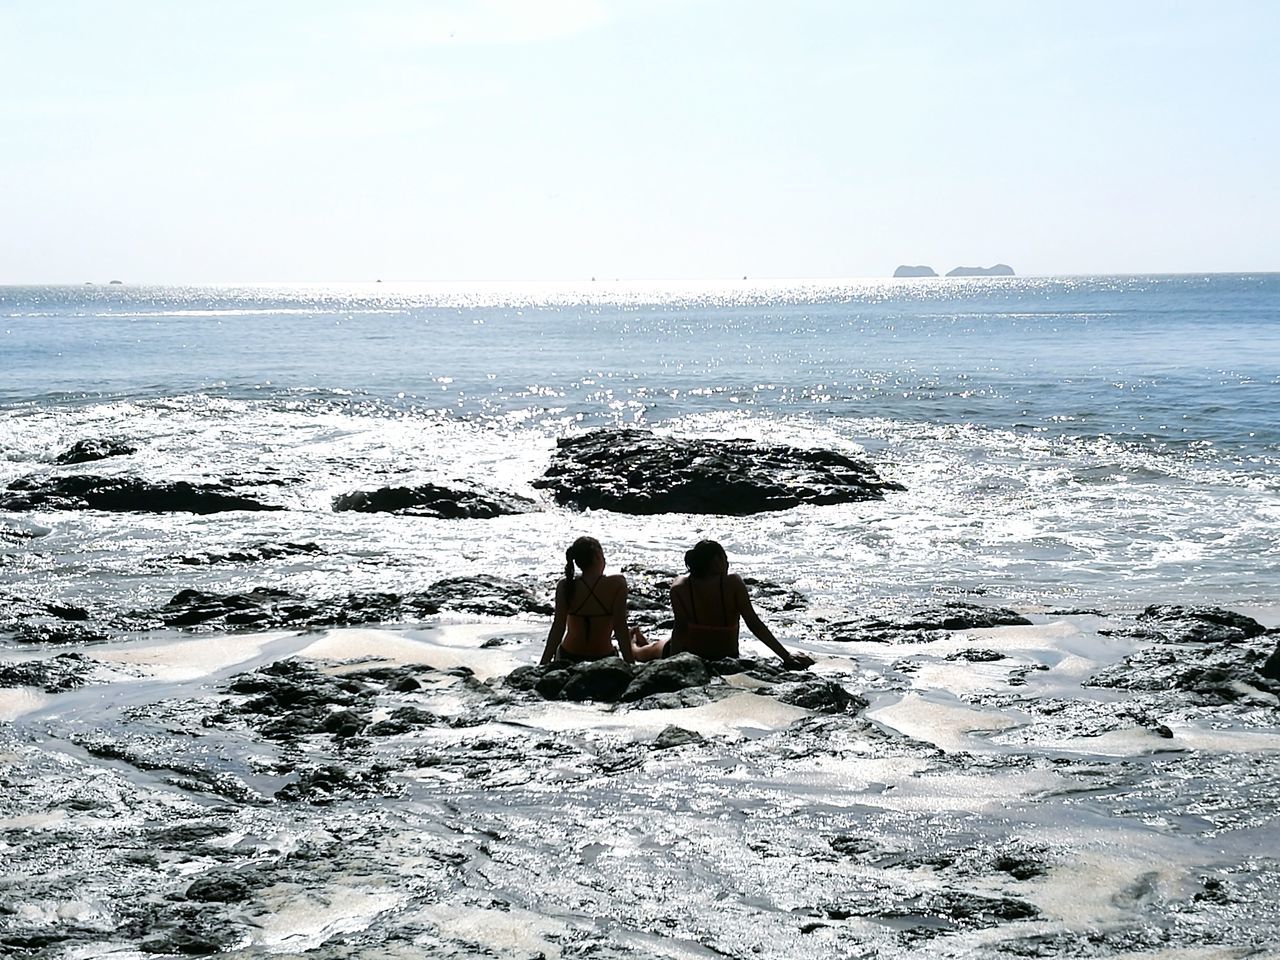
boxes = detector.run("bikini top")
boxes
[568,576,613,631]
[678,576,737,635]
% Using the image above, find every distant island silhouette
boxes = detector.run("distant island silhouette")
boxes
[946,264,1015,277]
[892,264,1015,278]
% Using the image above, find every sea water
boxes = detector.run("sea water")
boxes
[2,274,1278,627]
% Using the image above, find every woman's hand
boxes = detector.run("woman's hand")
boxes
[781,651,815,670]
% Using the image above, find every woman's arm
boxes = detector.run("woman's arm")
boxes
[611,576,635,663]
[733,575,815,668]
[541,580,570,665]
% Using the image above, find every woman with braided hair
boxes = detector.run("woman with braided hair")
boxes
[540,536,641,665]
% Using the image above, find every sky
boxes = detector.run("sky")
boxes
[1,0,1277,282]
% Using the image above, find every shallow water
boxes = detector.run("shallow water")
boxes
[3,275,1279,627]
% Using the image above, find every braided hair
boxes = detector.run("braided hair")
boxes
[564,536,602,582]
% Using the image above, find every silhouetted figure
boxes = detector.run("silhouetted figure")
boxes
[633,540,814,668]
[541,536,639,665]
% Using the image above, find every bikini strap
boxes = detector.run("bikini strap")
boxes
[570,576,610,616]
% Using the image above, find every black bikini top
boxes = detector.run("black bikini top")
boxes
[569,576,612,628]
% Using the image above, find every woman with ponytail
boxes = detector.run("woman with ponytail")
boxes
[633,539,814,669]
[540,536,640,665]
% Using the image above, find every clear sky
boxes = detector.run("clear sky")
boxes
[2,0,1277,282]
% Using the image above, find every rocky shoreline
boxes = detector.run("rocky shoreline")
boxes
[2,600,1278,958]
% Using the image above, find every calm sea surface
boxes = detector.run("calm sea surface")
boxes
[2,275,1278,625]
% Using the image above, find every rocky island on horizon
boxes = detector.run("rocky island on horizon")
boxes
[892,263,1016,278]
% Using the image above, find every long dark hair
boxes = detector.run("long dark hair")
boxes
[564,536,601,582]
[684,539,726,577]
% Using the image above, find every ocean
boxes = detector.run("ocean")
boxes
[3,274,1277,623]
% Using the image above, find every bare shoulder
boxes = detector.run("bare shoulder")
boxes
[606,573,629,589]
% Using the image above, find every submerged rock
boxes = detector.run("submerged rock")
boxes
[0,475,282,514]
[827,602,1032,643]
[53,438,137,464]
[533,429,903,515]
[332,482,537,519]
[172,542,323,566]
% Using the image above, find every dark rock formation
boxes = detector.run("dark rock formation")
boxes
[947,648,1007,662]
[1101,605,1267,644]
[776,678,867,713]
[420,575,553,618]
[1263,641,1280,681]
[504,655,858,710]
[1088,614,1280,705]
[11,622,112,645]
[533,429,903,515]
[826,602,1032,643]
[0,475,282,514]
[215,659,446,745]
[332,482,536,519]
[651,725,704,749]
[53,438,136,465]
[893,265,938,278]
[620,654,711,702]
[142,576,550,632]
[0,652,104,692]
[946,264,1015,277]
[154,587,427,630]
[173,542,323,566]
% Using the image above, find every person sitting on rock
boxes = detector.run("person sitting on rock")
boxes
[541,536,641,665]
[632,539,814,669]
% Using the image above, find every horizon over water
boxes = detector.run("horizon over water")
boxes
[2,272,1278,629]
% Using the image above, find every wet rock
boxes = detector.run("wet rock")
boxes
[148,576,549,632]
[1263,641,1280,681]
[0,652,102,691]
[1104,605,1267,644]
[827,602,1032,643]
[651,725,704,749]
[10,622,111,645]
[185,874,252,903]
[333,482,537,518]
[533,428,903,515]
[947,648,1007,662]
[1087,625,1280,705]
[776,678,866,714]
[558,658,636,702]
[0,475,282,514]
[992,852,1048,880]
[621,653,711,702]
[223,659,371,741]
[420,575,553,617]
[53,438,137,464]
[139,926,226,955]
[825,890,1038,928]
[367,706,441,736]
[152,586,440,631]
[173,541,323,565]
[274,763,400,804]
